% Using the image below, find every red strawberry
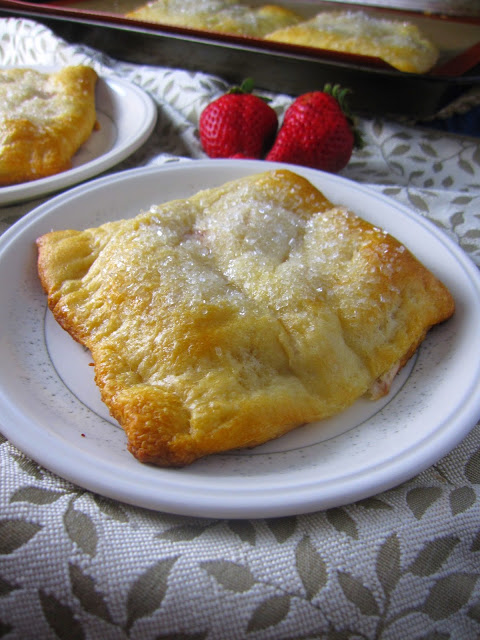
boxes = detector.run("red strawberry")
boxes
[199,79,278,160]
[266,85,360,173]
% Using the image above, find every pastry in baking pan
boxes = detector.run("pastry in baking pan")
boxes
[37,169,454,467]
[0,65,98,186]
[125,0,301,37]
[265,10,439,73]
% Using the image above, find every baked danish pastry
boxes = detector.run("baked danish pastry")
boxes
[37,169,454,466]
[265,11,438,73]
[125,0,301,37]
[0,65,98,186]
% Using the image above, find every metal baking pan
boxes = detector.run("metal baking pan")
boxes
[1,0,479,118]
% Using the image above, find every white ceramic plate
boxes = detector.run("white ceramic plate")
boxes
[1,160,479,519]
[0,69,157,205]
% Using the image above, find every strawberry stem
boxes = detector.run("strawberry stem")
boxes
[324,83,364,150]
[240,77,255,94]
[324,83,351,114]
[227,77,254,95]
[226,78,272,104]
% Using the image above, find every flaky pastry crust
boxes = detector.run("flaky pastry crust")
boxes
[125,0,301,37]
[0,66,98,186]
[37,170,454,466]
[265,11,438,74]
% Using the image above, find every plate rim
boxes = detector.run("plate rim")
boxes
[0,68,157,205]
[1,159,480,518]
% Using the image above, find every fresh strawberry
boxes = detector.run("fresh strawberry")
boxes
[266,84,360,173]
[199,79,278,159]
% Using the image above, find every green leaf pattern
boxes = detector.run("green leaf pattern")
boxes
[0,519,42,554]
[326,508,359,539]
[295,536,328,600]
[338,571,380,616]
[10,486,66,505]
[126,557,178,631]
[422,574,478,621]
[39,591,85,640]
[201,560,256,593]
[246,595,291,633]
[266,516,297,543]
[228,520,257,545]
[409,537,460,577]
[69,563,113,624]
[63,502,98,557]
[406,487,443,520]
[0,16,480,640]
[376,534,401,595]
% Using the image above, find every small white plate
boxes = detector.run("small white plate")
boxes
[0,70,157,205]
[1,160,479,519]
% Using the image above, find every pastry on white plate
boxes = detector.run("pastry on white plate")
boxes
[37,169,454,466]
[0,65,98,186]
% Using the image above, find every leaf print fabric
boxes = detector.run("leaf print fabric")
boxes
[0,16,479,640]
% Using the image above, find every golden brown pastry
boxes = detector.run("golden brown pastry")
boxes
[265,11,438,74]
[125,0,301,37]
[0,66,98,186]
[37,169,454,467]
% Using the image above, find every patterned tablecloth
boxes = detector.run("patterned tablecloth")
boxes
[1,17,480,640]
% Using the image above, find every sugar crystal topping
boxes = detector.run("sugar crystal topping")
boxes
[0,69,72,126]
[126,182,408,325]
